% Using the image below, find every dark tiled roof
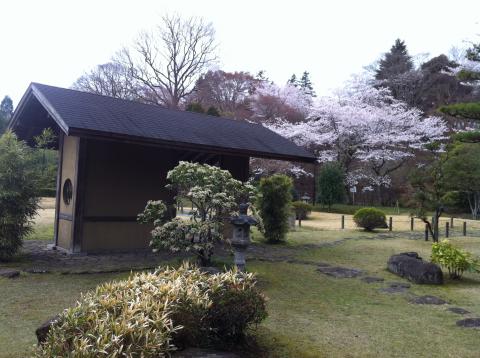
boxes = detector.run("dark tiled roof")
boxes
[14,83,315,162]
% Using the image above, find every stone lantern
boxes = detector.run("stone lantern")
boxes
[230,203,257,271]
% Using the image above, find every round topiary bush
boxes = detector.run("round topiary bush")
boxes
[353,208,387,231]
[35,263,267,357]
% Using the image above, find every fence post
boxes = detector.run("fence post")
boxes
[298,218,302,227]
[389,217,392,231]
[341,215,345,230]
[410,217,414,231]
[446,222,449,238]
[425,224,429,241]
[463,221,467,236]
[450,217,454,228]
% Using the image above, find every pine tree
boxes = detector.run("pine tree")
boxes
[287,74,298,87]
[299,71,316,97]
[375,39,413,80]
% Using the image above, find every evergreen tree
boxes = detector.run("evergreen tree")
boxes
[206,106,220,116]
[299,71,316,97]
[466,42,480,62]
[375,39,413,80]
[287,74,298,87]
[317,163,345,210]
[0,96,13,134]
[185,102,205,113]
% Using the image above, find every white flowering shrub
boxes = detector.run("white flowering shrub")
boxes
[139,161,255,265]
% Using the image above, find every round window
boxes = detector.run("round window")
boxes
[63,179,73,205]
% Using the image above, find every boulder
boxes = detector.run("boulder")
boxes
[0,268,20,278]
[387,252,443,284]
[35,315,61,344]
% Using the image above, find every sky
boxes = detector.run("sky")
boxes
[1,0,479,105]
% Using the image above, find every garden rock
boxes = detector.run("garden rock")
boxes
[387,252,443,284]
[35,315,61,344]
[410,295,448,305]
[0,268,20,278]
[456,318,480,328]
[361,276,384,283]
[316,265,362,278]
[448,307,470,315]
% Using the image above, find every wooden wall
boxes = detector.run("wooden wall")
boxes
[71,138,250,253]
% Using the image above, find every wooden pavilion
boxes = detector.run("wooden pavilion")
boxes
[9,83,315,253]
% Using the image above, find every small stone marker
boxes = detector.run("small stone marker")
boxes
[410,295,448,305]
[456,318,480,328]
[0,268,20,278]
[448,307,470,315]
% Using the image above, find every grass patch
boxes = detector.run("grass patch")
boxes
[2,219,480,357]
[26,224,54,241]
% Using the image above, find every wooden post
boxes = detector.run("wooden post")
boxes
[298,218,302,227]
[410,217,414,231]
[389,217,392,231]
[463,221,467,236]
[446,222,449,238]
[425,224,429,241]
[341,215,345,230]
[450,217,454,228]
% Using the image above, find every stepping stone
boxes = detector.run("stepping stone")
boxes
[173,348,240,358]
[24,267,49,274]
[410,295,448,305]
[456,318,480,328]
[361,276,384,283]
[317,266,362,278]
[379,282,410,293]
[0,268,20,278]
[448,307,470,315]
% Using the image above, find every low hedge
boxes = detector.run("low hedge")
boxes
[36,263,267,357]
[353,208,387,231]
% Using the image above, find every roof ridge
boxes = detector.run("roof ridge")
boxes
[30,82,260,127]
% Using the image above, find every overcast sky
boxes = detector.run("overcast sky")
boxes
[1,0,479,105]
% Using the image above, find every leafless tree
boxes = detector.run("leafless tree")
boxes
[115,14,218,109]
[72,62,137,100]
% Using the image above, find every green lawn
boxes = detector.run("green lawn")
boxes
[2,226,480,357]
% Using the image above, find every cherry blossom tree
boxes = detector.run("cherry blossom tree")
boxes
[268,75,448,201]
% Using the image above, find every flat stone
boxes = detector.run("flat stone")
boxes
[379,282,411,294]
[448,307,471,315]
[316,266,362,278]
[456,318,480,328]
[24,268,50,274]
[0,268,20,278]
[361,276,385,283]
[410,295,448,305]
[173,348,240,358]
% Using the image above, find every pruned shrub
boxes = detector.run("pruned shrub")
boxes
[431,240,479,279]
[256,174,293,243]
[35,263,267,357]
[353,208,387,231]
[291,201,313,220]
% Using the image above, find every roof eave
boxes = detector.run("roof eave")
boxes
[68,127,317,163]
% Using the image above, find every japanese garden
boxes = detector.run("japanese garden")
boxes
[2,7,480,358]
